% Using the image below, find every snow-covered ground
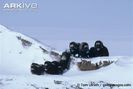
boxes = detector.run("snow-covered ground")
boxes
[0,25,133,89]
[0,25,61,75]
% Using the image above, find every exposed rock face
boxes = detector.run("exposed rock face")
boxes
[17,36,32,48]
[77,60,114,71]
[77,60,97,71]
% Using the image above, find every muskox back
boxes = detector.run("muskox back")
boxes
[31,63,45,75]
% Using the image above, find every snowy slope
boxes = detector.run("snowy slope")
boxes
[0,25,60,75]
[0,25,133,89]
[0,57,133,89]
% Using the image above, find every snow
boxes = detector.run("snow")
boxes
[0,25,133,89]
[0,25,59,75]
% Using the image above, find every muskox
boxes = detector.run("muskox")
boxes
[60,51,71,71]
[44,61,63,75]
[43,51,72,75]
[79,42,90,58]
[89,40,109,58]
[31,63,45,75]
[69,42,80,57]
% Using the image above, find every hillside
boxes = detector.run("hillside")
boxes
[0,56,133,89]
[0,25,133,89]
[0,25,60,75]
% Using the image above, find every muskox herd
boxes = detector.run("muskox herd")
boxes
[69,40,109,58]
[31,51,71,75]
[31,40,109,75]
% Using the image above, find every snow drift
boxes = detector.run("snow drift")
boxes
[0,25,133,89]
[0,56,133,89]
[0,25,60,75]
